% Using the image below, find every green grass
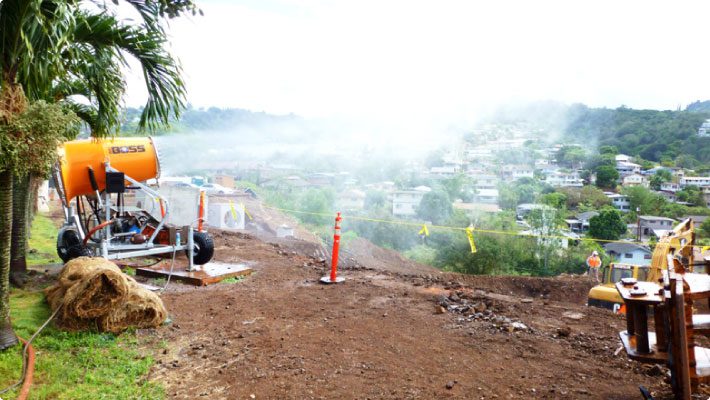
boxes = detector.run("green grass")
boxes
[0,291,164,400]
[26,214,60,266]
[220,276,246,284]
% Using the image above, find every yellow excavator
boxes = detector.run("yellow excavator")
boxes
[587,218,701,311]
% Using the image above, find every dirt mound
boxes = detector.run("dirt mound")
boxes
[435,273,596,305]
[340,237,440,276]
[45,257,166,333]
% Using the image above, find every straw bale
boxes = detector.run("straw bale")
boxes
[44,257,167,333]
[97,281,167,333]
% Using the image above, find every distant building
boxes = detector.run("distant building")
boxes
[453,201,500,214]
[621,173,649,188]
[392,186,431,217]
[213,174,235,188]
[638,216,676,240]
[680,176,710,187]
[607,193,631,212]
[469,173,498,190]
[565,211,599,233]
[615,154,632,163]
[660,182,681,192]
[698,119,710,137]
[474,188,499,204]
[516,203,554,220]
[337,189,366,211]
[500,165,534,182]
[307,172,336,186]
[603,242,652,266]
[545,171,584,187]
[429,165,459,178]
[616,161,641,177]
[703,186,710,207]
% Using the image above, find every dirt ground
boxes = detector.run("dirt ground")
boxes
[139,229,689,400]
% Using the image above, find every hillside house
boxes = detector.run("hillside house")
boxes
[307,173,336,186]
[453,201,500,214]
[213,174,235,188]
[337,189,366,211]
[469,173,498,190]
[657,190,677,203]
[607,193,631,212]
[698,119,710,137]
[392,186,431,217]
[660,182,681,192]
[680,176,710,187]
[638,216,676,240]
[622,173,649,188]
[564,211,599,233]
[616,161,641,177]
[474,188,499,204]
[545,171,584,187]
[615,154,632,163]
[516,203,555,220]
[500,165,534,182]
[603,242,652,266]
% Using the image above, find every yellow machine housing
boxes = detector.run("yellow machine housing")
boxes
[587,218,696,310]
[57,137,160,202]
[587,263,651,309]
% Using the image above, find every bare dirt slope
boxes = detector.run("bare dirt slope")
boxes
[143,230,680,400]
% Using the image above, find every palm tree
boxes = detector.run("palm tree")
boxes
[0,0,198,350]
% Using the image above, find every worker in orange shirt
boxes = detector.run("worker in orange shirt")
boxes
[586,250,602,283]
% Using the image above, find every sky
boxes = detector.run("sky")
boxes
[125,0,710,130]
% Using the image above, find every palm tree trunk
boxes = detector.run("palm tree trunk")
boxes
[0,169,18,350]
[10,173,30,287]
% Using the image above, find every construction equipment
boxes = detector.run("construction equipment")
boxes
[52,137,214,269]
[587,218,696,310]
[587,263,652,310]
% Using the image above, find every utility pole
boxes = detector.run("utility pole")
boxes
[636,207,641,242]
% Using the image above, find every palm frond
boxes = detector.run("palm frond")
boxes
[72,11,185,133]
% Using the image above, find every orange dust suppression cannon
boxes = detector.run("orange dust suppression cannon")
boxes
[320,212,345,284]
[52,138,214,269]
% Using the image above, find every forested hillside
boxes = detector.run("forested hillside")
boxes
[120,102,710,169]
[564,104,710,166]
[120,106,301,135]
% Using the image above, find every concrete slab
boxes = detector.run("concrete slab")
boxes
[135,260,252,286]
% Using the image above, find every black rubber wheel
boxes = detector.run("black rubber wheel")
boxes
[57,229,82,263]
[66,244,92,261]
[187,231,214,265]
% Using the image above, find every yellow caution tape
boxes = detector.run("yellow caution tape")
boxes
[418,224,429,237]
[229,200,238,220]
[260,205,709,250]
[466,226,477,253]
[241,202,253,221]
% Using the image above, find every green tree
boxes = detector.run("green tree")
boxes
[588,208,627,241]
[649,169,671,190]
[595,165,619,189]
[541,192,567,211]
[298,188,335,225]
[0,0,196,350]
[556,146,586,168]
[622,186,668,216]
[416,190,452,224]
[599,145,618,155]
[699,219,710,240]
[676,186,705,207]
[364,190,386,210]
[440,173,472,201]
